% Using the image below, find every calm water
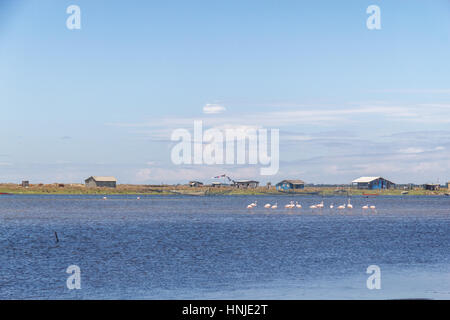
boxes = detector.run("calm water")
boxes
[0,194,449,299]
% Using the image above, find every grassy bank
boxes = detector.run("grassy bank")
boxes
[1,183,448,196]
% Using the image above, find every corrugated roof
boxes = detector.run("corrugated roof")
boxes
[279,179,305,184]
[91,176,117,182]
[352,176,381,183]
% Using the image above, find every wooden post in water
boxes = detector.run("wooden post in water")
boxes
[54,231,59,243]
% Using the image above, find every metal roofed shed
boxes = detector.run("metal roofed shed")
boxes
[85,176,117,188]
[352,177,395,190]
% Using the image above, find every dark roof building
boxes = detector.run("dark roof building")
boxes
[423,183,440,191]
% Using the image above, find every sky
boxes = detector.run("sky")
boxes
[1,0,450,185]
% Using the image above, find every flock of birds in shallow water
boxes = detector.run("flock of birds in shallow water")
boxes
[100,196,376,212]
[246,199,377,212]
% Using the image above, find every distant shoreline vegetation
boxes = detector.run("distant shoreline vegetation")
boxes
[0,183,448,196]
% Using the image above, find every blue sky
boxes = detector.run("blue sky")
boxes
[1,0,450,184]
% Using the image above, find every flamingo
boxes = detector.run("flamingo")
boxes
[347,199,353,209]
[247,204,254,209]
[338,204,346,210]
[285,201,295,209]
[362,204,369,210]
[250,200,257,207]
[271,202,278,209]
[103,196,107,200]
[330,204,334,209]
[309,204,318,209]
[370,205,376,210]
[296,201,302,209]
[137,197,140,200]
[316,201,324,209]
[264,203,271,208]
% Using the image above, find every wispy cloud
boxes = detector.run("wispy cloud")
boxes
[109,101,450,134]
[203,104,226,114]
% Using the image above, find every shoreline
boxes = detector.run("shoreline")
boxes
[1,184,449,196]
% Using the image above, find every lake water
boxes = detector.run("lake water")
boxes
[0,194,449,299]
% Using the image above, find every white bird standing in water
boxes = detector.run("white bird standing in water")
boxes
[370,205,376,210]
[250,200,257,207]
[271,202,278,209]
[317,201,324,209]
[330,204,334,209]
[137,197,140,200]
[285,201,295,209]
[338,203,346,210]
[264,203,271,208]
[296,201,302,209]
[347,199,353,209]
[103,196,107,200]
[362,204,369,210]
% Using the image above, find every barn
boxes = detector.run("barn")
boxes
[352,177,395,190]
[276,180,305,191]
[85,176,117,188]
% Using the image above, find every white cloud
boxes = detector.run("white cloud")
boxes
[110,101,447,135]
[203,104,226,114]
